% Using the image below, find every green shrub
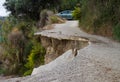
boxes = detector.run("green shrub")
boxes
[72,7,81,20]
[113,23,120,41]
[23,69,33,76]
[0,68,5,75]
[24,41,46,76]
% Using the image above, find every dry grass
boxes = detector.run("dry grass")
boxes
[43,25,55,30]
[42,16,66,30]
[97,24,113,37]
[80,23,113,38]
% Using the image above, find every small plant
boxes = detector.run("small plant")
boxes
[72,7,81,20]
[113,23,120,41]
[24,41,45,76]
[0,68,5,75]
[23,69,33,76]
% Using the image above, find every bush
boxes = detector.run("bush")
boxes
[72,7,81,20]
[60,0,81,11]
[113,23,120,41]
[78,0,120,37]
[0,68,5,75]
[24,41,46,76]
[23,69,33,76]
[0,16,37,76]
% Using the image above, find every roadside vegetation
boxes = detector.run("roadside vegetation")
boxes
[72,0,120,41]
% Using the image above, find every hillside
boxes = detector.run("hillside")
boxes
[0,21,120,82]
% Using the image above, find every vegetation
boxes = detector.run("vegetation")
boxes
[0,16,47,76]
[72,0,120,41]
[1,0,120,77]
[1,13,41,75]
[113,23,120,41]
[24,41,45,76]
[72,7,81,20]
[4,0,61,20]
[60,0,81,11]
[39,9,52,28]
[0,68,5,75]
[0,17,5,42]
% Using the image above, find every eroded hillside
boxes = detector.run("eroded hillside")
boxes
[0,21,120,82]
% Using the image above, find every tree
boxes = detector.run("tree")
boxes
[60,0,81,11]
[4,0,61,20]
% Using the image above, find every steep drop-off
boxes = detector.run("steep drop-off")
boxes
[40,36,88,64]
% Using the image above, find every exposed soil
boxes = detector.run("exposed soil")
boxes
[40,36,88,64]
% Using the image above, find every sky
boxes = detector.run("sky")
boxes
[0,0,10,16]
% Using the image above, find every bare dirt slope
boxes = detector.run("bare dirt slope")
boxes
[0,21,120,82]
